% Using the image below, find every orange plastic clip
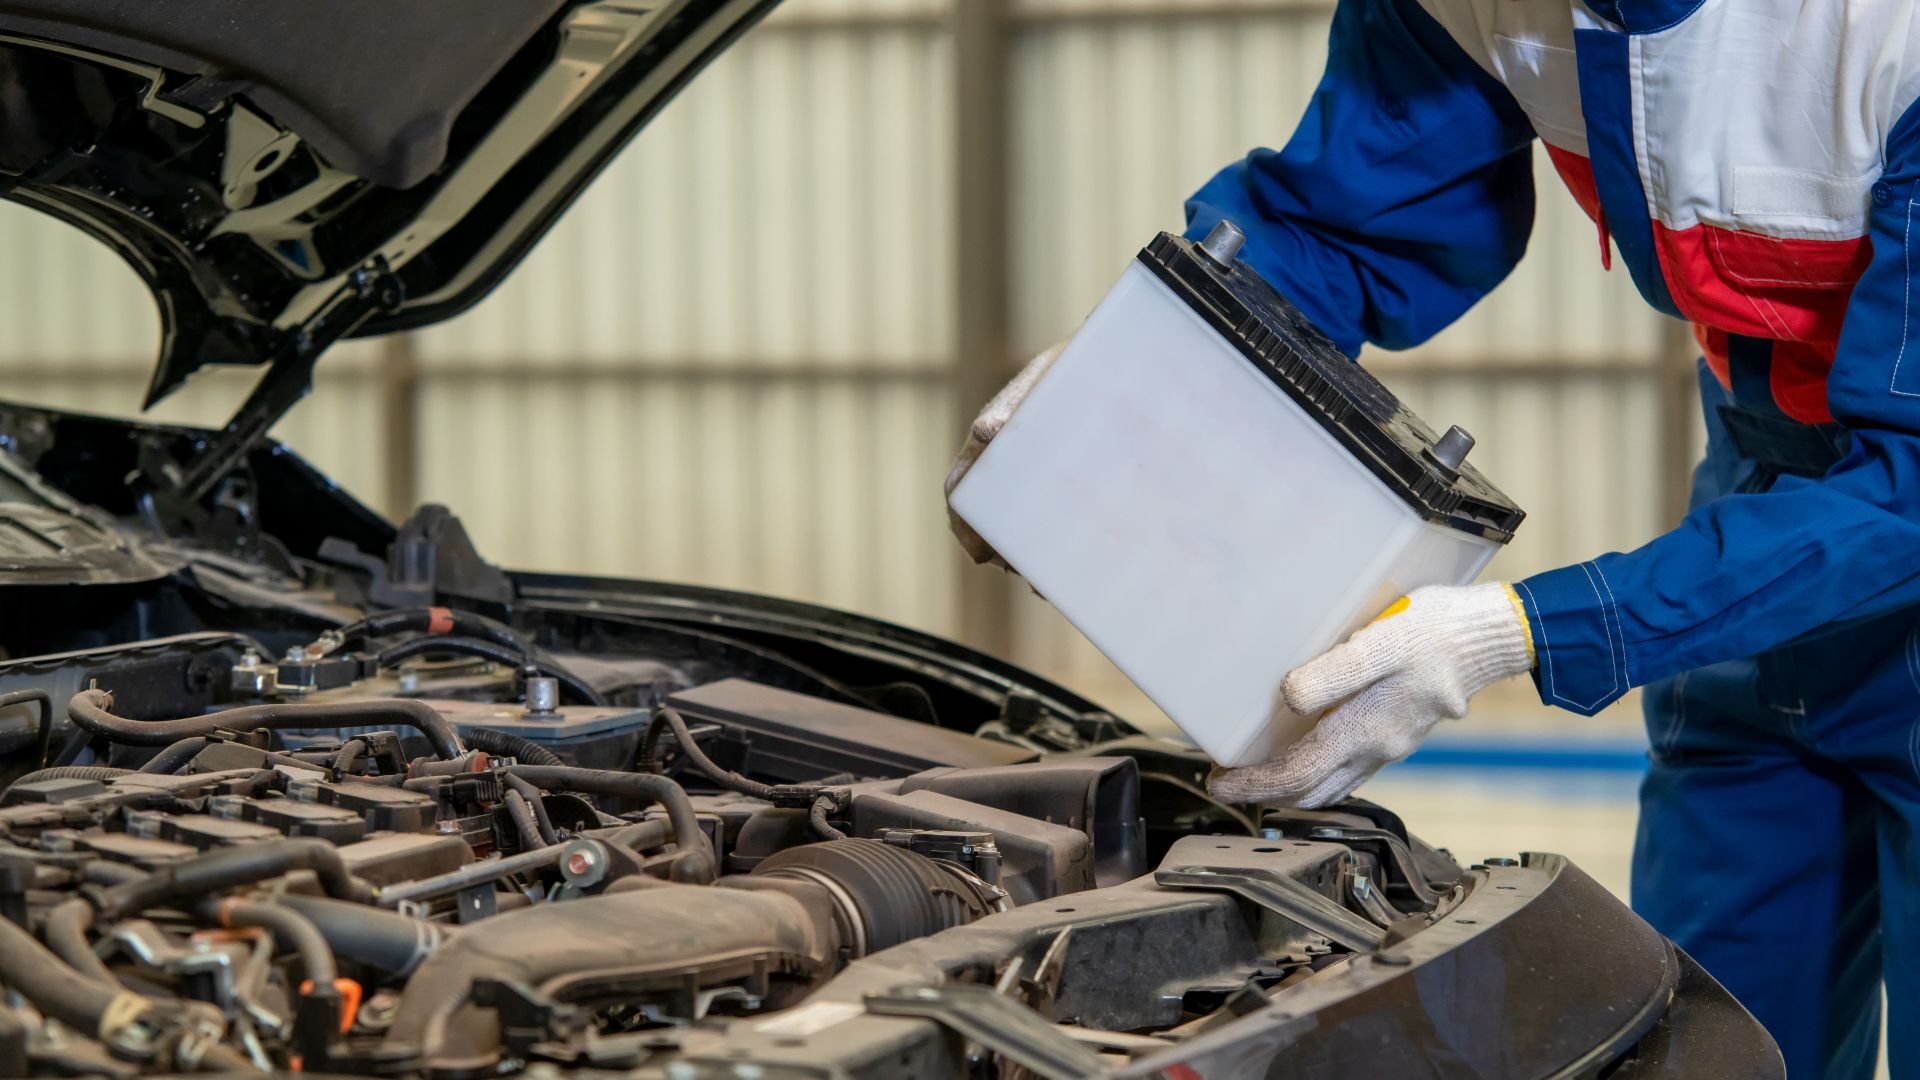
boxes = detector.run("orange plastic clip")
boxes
[299,977,364,1035]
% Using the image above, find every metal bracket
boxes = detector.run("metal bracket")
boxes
[1305,825,1441,911]
[1155,865,1387,952]
[866,984,1105,1079]
[145,260,399,534]
[455,884,497,924]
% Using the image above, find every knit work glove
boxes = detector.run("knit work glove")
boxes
[945,341,1068,567]
[1207,582,1535,808]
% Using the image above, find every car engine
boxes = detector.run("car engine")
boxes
[0,568,1758,1068]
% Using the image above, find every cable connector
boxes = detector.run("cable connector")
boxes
[767,784,848,810]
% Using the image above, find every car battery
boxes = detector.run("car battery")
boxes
[948,223,1525,767]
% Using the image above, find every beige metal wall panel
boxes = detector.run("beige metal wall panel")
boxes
[399,8,961,637]
[1009,9,1334,356]
[0,194,390,500]
[1006,8,1666,365]
[412,373,958,633]
[0,204,157,368]
[0,365,388,506]
[1385,370,1667,578]
[766,0,947,20]
[413,18,954,372]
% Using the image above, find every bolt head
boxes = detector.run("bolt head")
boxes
[566,849,597,876]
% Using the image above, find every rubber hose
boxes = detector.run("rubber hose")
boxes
[651,707,774,801]
[503,765,713,882]
[200,898,336,986]
[501,773,559,844]
[341,608,533,658]
[49,725,93,767]
[95,838,374,919]
[43,898,118,986]
[83,862,143,886]
[138,737,210,775]
[66,689,464,759]
[582,819,671,853]
[0,689,53,769]
[275,895,446,977]
[502,790,547,853]
[463,726,563,767]
[375,635,606,707]
[2,766,131,801]
[0,913,132,1032]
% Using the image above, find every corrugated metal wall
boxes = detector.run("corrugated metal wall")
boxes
[0,0,1683,730]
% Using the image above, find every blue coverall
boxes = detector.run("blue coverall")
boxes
[1183,0,1920,1073]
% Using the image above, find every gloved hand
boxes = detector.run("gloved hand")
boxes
[1207,582,1535,807]
[944,340,1068,567]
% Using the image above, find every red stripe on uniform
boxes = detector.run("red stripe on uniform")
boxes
[1542,143,1611,270]
[1692,323,1733,392]
[1771,340,1839,426]
[1651,222,1869,425]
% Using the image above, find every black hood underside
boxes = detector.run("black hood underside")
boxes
[0,1,568,190]
[0,0,777,408]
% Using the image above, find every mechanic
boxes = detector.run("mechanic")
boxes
[946,1,1920,1074]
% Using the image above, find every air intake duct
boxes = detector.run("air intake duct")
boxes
[749,838,995,957]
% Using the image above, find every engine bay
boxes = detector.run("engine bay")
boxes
[0,596,1565,1079]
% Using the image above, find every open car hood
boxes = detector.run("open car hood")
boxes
[0,0,777,406]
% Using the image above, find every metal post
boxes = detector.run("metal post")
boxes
[379,333,420,522]
[1657,319,1699,527]
[952,0,1015,656]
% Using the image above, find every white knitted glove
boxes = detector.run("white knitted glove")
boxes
[1207,583,1535,807]
[945,341,1068,567]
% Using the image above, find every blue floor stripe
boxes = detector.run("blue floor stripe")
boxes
[1401,740,1650,772]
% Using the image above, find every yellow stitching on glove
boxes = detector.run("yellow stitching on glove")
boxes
[1371,596,1412,624]
[1501,583,1536,668]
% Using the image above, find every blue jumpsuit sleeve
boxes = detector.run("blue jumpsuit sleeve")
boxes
[1183,0,1538,355]
[1517,103,1920,715]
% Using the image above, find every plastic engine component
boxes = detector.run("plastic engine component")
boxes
[749,838,995,957]
[664,679,1027,783]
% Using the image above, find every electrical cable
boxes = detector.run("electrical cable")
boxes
[374,636,606,707]
[1,766,131,801]
[329,738,369,776]
[501,772,559,845]
[647,706,774,800]
[501,789,548,852]
[462,727,563,767]
[809,793,849,842]
[330,607,534,659]
[65,689,464,760]
[138,737,210,775]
